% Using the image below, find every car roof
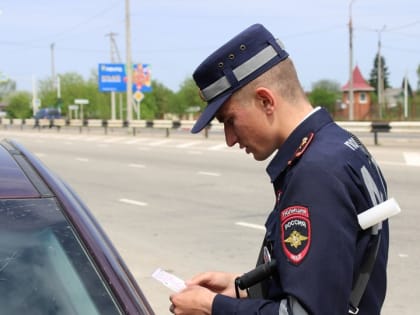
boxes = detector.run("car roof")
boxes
[0,141,47,199]
[0,138,155,315]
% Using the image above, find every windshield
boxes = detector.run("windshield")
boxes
[0,198,123,315]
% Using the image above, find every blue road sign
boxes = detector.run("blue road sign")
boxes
[98,63,152,93]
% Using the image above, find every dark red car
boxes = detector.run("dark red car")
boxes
[0,138,155,315]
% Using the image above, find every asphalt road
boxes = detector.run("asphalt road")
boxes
[1,127,419,315]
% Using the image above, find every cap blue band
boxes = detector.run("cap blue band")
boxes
[200,39,284,102]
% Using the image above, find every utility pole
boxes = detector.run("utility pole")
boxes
[125,0,133,122]
[404,71,408,119]
[57,75,61,99]
[32,75,38,116]
[106,32,119,120]
[348,0,356,121]
[377,26,386,120]
[50,43,56,89]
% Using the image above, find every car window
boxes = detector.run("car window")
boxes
[34,108,61,119]
[34,109,46,119]
[0,198,123,315]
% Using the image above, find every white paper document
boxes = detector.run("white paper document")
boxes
[152,268,186,292]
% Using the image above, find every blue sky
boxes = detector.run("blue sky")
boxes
[0,0,419,93]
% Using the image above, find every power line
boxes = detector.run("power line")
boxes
[386,20,420,32]
[382,45,420,54]
[281,25,347,39]
[356,20,420,34]
[27,1,121,43]
[0,40,109,54]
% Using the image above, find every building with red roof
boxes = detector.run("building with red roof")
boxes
[340,66,375,120]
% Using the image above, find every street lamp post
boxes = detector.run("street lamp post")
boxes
[348,0,356,121]
[125,0,133,122]
[349,0,355,120]
[377,26,386,120]
[51,43,56,90]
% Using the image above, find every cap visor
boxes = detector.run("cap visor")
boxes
[191,94,230,134]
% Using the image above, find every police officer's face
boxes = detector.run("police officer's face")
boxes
[216,94,277,161]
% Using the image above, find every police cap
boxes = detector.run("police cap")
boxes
[191,23,289,133]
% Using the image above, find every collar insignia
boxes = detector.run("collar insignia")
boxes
[288,132,315,166]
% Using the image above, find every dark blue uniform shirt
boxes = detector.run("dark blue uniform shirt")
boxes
[212,108,389,315]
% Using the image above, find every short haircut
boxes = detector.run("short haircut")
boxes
[235,57,307,105]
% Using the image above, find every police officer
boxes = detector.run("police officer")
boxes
[169,24,389,315]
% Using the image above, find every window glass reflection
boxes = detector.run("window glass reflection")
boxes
[0,198,122,315]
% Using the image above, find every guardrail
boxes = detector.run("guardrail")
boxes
[336,121,420,145]
[1,118,419,143]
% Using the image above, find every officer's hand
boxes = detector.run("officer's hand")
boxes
[187,271,245,298]
[169,285,216,315]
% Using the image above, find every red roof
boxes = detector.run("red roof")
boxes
[342,66,374,91]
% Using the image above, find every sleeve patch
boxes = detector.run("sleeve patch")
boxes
[280,205,311,265]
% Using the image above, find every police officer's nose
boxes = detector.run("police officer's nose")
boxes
[224,125,238,147]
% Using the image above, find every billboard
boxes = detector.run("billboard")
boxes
[98,63,152,93]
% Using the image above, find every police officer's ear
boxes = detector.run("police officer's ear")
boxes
[255,87,275,115]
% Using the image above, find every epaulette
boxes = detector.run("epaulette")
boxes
[287,132,315,167]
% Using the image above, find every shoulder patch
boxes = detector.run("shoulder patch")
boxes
[280,205,311,265]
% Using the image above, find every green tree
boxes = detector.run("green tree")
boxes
[84,73,111,119]
[37,72,110,119]
[401,77,414,98]
[413,92,420,120]
[308,79,341,113]
[5,91,32,118]
[33,70,210,120]
[173,77,205,118]
[0,78,16,101]
[141,80,175,119]
[369,53,391,95]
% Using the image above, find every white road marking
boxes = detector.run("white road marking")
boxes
[67,136,83,140]
[75,157,89,162]
[188,151,203,155]
[124,139,149,144]
[378,161,406,167]
[403,152,420,167]
[198,171,220,177]
[235,221,265,231]
[103,137,125,143]
[129,163,146,168]
[176,141,202,148]
[208,143,228,151]
[85,136,101,142]
[398,253,409,258]
[148,139,171,146]
[119,198,148,207]
[35,153,46,157]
